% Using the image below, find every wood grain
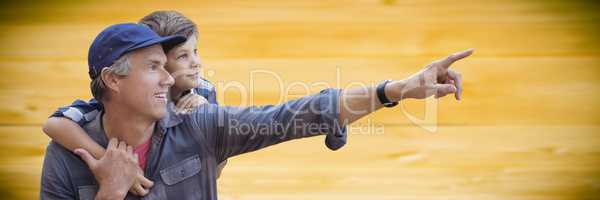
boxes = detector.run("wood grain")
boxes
[0,0,599,199]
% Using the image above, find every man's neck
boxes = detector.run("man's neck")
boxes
[102,104,155,148]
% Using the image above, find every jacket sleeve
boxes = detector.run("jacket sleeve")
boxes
[190,88,347,162]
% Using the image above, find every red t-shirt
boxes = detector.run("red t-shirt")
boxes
[133,137,152,171]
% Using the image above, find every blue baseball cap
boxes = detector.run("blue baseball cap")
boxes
[88,23,186,79]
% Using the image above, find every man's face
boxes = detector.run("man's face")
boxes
[116,44,174,120]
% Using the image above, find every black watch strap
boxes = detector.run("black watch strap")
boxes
[376,80,398,108]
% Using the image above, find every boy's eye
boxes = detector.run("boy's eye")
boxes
[178,53,188,60]
[193,49,198,55]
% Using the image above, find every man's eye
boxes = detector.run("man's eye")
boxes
[150,65,158,70]
[193,49,198,55]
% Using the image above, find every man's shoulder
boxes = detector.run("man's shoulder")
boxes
[42,141,95,183]
[41,141,96,199]
[44,139,99,173]
[43,141,85,173]
[45,141,74,160]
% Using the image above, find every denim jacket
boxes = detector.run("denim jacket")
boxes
[40,89,347,200]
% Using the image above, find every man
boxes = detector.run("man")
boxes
[40,23,471,200]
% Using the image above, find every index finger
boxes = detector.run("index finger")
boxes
[108,138,118,150]
[441,49,474,68]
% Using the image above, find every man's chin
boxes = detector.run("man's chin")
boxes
[149,106,168,120]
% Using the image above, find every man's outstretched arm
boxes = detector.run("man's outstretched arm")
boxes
[190,49,472,162]
[338,49,471,124]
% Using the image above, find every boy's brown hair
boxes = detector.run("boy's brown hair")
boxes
[139,10,197,50]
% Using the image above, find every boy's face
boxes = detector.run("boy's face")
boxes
[115,44,174,120]
[165,35,201,92]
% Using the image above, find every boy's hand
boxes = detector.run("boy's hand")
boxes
[175,93,209,114]
[128,157,154,196]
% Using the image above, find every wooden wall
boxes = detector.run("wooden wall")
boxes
[0,0,599,199]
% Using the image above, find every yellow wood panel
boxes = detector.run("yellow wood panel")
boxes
[1,126,599,199]
[1,56,599,125]
[0,0,599,126]
[0,0,599,199]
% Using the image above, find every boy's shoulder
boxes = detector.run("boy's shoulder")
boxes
[50,98,101,126]
[198,77,215,89]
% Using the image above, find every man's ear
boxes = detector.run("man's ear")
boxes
[100,68,121,94]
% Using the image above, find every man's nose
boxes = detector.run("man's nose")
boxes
[160,68,175,87]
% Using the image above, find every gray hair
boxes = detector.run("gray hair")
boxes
[90,53,130,106]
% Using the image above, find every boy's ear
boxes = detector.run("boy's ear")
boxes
[100,68,121,94]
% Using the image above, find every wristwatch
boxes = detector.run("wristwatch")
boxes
[376,80,398,108]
